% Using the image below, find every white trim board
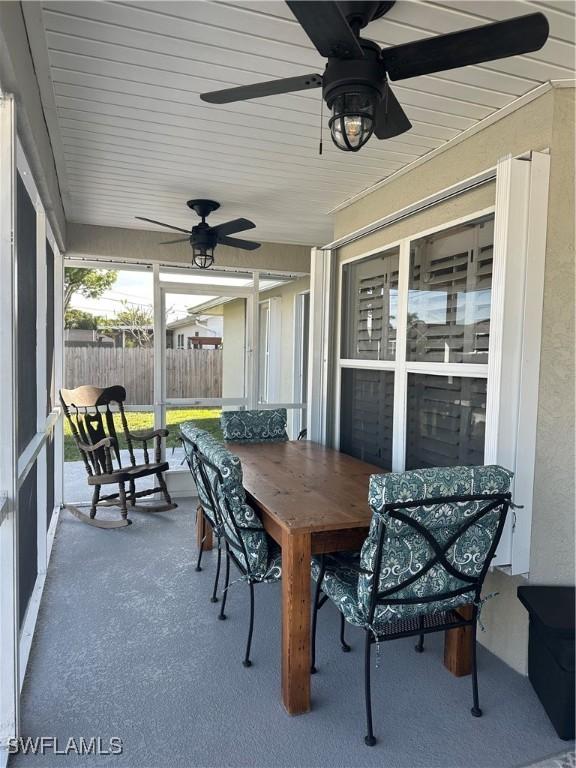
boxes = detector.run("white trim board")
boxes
[0,93,20,758]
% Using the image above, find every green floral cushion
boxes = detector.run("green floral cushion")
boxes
[180,424,217,526]
[221,409,288,443]
[312,465,512,635]
[194,434,282,581]
[311,552,365,626]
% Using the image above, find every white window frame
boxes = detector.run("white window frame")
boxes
[332,153,549,574]
[291,290,310,438]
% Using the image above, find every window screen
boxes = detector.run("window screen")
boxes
[17,173,37,454]
[405,374,487,469]
[46,434,55,530]
[341,248,399,361]
[46,239,55,414]
[407,217,493,364]
[340,369,394,469]
[18,462,38,626]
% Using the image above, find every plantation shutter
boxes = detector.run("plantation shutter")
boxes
[340,369,394,469]
[407,218,493,364]
[341,249,399,361]
[405,375,487,470]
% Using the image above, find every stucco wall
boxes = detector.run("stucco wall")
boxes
[333,86,575,674]
[66,222,311,274]
[222,300,246,400]
[529,88,575,587]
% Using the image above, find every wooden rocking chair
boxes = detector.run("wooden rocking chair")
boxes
[60,384,177,529]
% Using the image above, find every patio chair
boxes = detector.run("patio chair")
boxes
[191,436,281,666]
[221,408,288,442]
[180,423,225,605]
[60,385,177,529]
[310,464,513,746]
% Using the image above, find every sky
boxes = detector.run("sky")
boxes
[69,269,217,322]
[69,269,281,322]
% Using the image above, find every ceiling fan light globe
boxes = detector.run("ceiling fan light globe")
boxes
[328,91,375,152]
[192,247,215,270]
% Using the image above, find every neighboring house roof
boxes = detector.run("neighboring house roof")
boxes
[166,315,218,334]
[64,329,114,345]
[105,324,154,331]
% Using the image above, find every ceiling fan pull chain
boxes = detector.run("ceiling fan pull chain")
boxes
[318,95,323,156]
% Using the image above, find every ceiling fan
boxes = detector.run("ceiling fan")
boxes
[200,1,549,153]
[136,199,260,269]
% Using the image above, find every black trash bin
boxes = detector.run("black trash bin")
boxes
[518,585,575,740]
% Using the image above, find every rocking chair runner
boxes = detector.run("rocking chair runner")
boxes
[60,385,177,528]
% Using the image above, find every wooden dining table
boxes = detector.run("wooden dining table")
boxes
[198,440,473,715]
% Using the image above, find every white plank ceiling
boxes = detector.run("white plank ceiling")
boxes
[29,0,575,245]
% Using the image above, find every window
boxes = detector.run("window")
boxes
[340,369,394,468]
[177,333,184,349]
[341,248,399,361]
[407,218,493,364]
[405,374,486,469]
[338,214,494,473]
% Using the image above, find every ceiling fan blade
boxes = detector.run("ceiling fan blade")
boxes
[218,235,261,251]
[286,1,364,59]
[135,216,192,235]
[213,218,256,237]
[159,238,190,245]
[383,13,549,81]
[201,74,322,104]
[373,85,412,139]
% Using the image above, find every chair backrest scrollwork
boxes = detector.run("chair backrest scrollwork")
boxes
[360,465,513,627]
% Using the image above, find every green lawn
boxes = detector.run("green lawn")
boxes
[64,408,222,461]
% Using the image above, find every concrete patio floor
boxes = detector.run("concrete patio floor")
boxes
[11,498,572,768]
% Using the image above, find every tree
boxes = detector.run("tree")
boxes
[64,267,118,311]
[64,308,103,329]
[103,302,153,348]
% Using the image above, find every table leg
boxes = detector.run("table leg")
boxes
[281,530,311,715]
[444,604,473,676]
[195,507,213,551]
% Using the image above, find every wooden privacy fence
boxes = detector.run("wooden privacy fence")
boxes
[65,347,222,404]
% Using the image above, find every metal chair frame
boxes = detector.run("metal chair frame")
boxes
[311,491,511,746]
[183,444,224,605]
[60,385,176,528]
[191,441,275,667]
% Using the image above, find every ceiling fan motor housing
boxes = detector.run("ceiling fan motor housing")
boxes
[191,221,218,251]
[322,39,387,109]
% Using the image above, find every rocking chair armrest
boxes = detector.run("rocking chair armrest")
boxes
[128,428,169,442]
[77,436,115,453]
